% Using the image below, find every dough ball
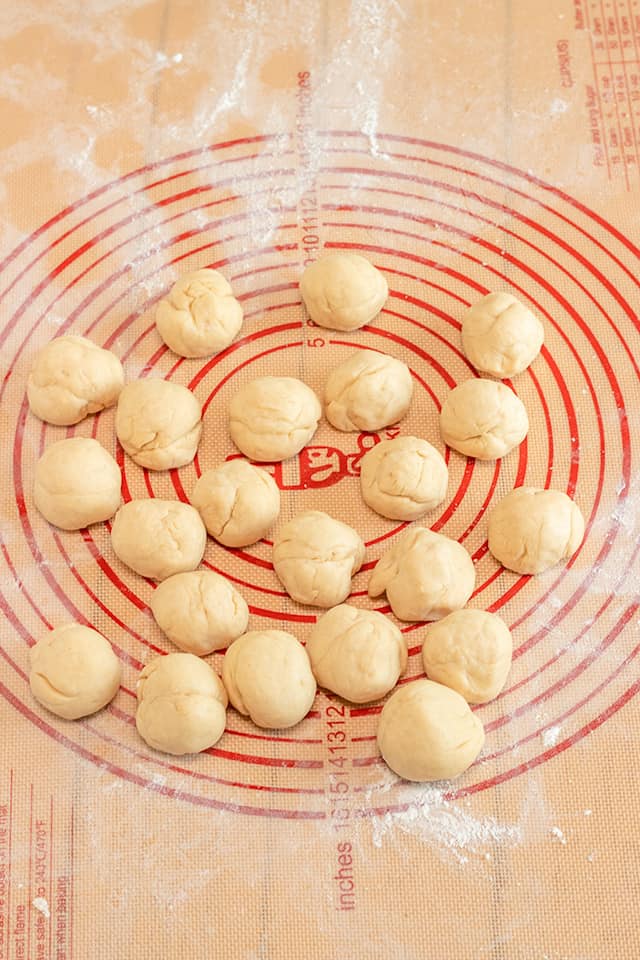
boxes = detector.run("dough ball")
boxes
[222,630,316,728]
[300,252,388,331]
[116,379,202,470]
[111,499,207,581]
[228,377,321,462]
[273,510,365,608]
[191,460,280,547]
[30,624,121,720]
[33,437,121,530]
[306,604,407,703]
[439,378,529,460]
[488,487,585,574]
[368,527,475,622]
[136,652,227,755]
[150,570,249,655]
[324,351,413,432]
[155,268,243,359]
[461,292,544,379]
[360,436,448,521]
[422,610,513,704]
[377,678,485,782]
[27,335,124,426]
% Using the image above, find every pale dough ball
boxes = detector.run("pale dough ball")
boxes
[368,527,475,622]
[422,610,513,704]
[116,379,202,470]
[30,624,121,720]
[222,630,316,728]
[360,436,448,521]
[150,570,248,656]
[461,292,544,379]
[33,437,121,530]
[273,511,365,608]
[111,499,206,581]
[439,378,529,460]
[136,652,227,755]
[27,335,124,426]
[324,351,413,432]
[306,604,407,703]
[488,487,585,574]
[155,268,243,359]
[300,252,388,331]
[377,678,485,782]
[191,460,280,547]
[229,377,321,462]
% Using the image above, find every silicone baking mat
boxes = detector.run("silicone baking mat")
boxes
[0,2,639,957]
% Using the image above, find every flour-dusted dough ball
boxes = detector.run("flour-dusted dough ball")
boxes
[155,268,243,359]
[115,379,202,470]
[191,460,280,547]
[300,252,388,331]
[440,378,529,460]
[488,487,585,575]
[368,527,475,622]
[324,351,413,432]
[111,499,206,581]
[27,335,124,426]
[150,570,248,655]
[229,376,321,462]
[222,630,316,728]
[422,610,513,704]
[306,604,407,703]
[461,292,544,379]
[29,624,121,720]
[377,678,485,782]
[273,511,365,608]
[33,437,121,530]
[360,436,448,521]
[136,652,227,755]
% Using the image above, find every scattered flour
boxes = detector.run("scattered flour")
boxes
[32,897,50,918]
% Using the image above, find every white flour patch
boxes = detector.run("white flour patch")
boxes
[32,897,50,918]
[550,825,567,845]
[541,724,562,747]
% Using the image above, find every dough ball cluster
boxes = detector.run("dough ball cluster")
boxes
[360,436,448,521]
[155,268,243,359]
[191,459,280,546]
[111,499,206,581]
[300,252,388,331]
[488,487,585,574]
[116,379,202,470]
[229,376,321,462]
[324,350,413,432]
[27,335,124,426]
[273,511,365,608]
[33,437,121,530]
[440,378,529,460]
[461,292,544,379]
[29,624,121,720]
[136,653,227,755]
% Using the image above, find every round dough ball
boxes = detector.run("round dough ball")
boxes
[488,487,585,574]
[136,652,227,755]
[306,604,407,703]
[422,610,513,704]
[360,436,448,521]
[273,511,365,608]
[191,460,280,547]
[324,351,413,432]
[461,292,544,379]
[368,527,475,622]
[300,252,388,331]
[439,378,529,460]
[33,437,121,530]
[150,570,249,655]
[111,499,207,581]
[116,379,202,470]
[27,335,124,426]
[155,268,243,359]
[222,630,316,728]
[30,624,121,720]
[228,377,321,462]
[377,678,485,782]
